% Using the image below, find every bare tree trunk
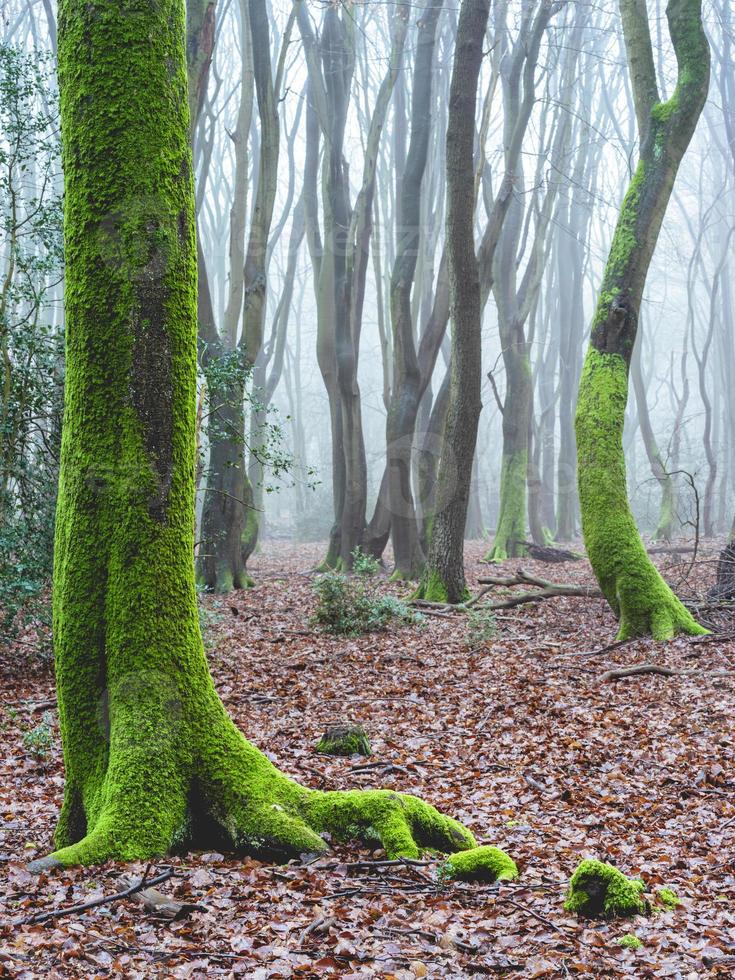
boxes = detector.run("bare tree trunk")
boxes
[384,0,444,581]
[630,331,676,540]
[415,0,489,603]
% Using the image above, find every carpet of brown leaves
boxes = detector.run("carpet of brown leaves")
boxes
[1,542,734,978]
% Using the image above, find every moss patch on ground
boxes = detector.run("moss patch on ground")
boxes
[564,859,646,918]
[441,845,518,883]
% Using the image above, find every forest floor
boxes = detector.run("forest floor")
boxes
[1,541,735,979]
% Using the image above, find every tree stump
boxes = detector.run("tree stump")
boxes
[315,725,371,757]
[708,539,735,601]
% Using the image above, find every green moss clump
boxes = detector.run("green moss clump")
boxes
[442,845,518,883]
[315,725,371,757]
[656,887,681,909]
[617,934,643,950]
[564,860,646,918]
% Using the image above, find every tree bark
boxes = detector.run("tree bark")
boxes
[45,0,476,869]
[575,0,710,640]
[385,0,444,581]
[414,0,489,603]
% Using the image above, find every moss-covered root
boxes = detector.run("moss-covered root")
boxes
[306,790,475,860]
[564,860,647,918]
[34,788,475,869]
[32,702,476,868]
[442,845,518,883]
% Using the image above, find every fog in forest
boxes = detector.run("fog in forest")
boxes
[5,1,735,969]
[3,0,734,592]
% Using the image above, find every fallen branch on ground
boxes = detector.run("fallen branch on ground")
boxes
[599,663,677,683]
[21,868,176,925]
[475,568,601,610]
[512,541,581,563]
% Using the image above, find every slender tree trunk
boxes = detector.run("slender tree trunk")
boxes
[418,365,451,551]
[385,0,444,581]
[41,0,476,871]
[575,0,709,640]
[630,334,676,540]
[237,0,283,570]
[488,333,533,560]
[196,0,256,591]
[415,0,489,603]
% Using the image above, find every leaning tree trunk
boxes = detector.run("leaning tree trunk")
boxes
[575,0,709,641]
[40,0,476,870]
[414,0,490,604]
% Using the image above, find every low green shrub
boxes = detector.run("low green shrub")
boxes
[312,570,419,636]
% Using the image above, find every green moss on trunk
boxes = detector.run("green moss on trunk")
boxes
[46,0,476,870]
[576,0,709,641]
[485,451,527,562]
[575,350,706,640]
[413,569,449,604]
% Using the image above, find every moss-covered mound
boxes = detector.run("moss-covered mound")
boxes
[442,845,518,883]
[564,859,646,918]
[655,887,681,909]
[617,934,643,950]
[315,724,371,757]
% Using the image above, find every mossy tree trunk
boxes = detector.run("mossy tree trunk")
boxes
[486,337,532,561]
[415,0,490,604]
[42,0,475,870]
[575,0,710,641]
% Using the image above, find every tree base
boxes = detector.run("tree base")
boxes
[484,537,528,564]
[413,569,470,605]
[36,698,475,868]
[610,561,708,641]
